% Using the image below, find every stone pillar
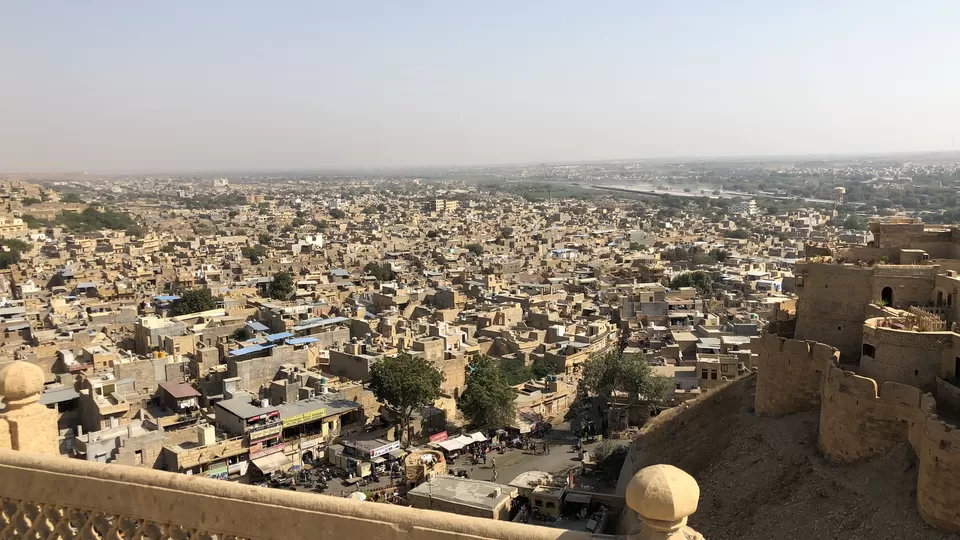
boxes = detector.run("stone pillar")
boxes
[626,464,705,540]
[0,361,59,455]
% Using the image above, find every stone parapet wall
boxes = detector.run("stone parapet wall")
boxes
[819,359,933,463]
[753,334,836,416]
[917,416,960,532]
[0,448,603,540]
[815,357,960,533]
[860,320,957,394]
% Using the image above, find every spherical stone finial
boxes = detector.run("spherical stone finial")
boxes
[626,464,700,532]
[0,361,45,406]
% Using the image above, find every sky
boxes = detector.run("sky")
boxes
[1,1,959,173]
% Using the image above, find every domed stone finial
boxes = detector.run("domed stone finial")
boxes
[0,361,45,407]
[626,464,703,539]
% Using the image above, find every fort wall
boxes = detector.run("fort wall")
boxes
[860,320,956,394]
[818,359,933,462]
[794,263,939,361]
[917,416,960,532]
[753,334,836,416]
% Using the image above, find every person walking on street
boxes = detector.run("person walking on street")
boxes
[491,457,496,470]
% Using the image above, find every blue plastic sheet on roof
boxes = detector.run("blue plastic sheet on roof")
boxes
[229,344,268,356]
[264,331,294,342]
[246,321,269,332]
[155,295,181,302]
[286,337,319,345]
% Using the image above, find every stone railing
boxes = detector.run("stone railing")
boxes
[0,360,707,540]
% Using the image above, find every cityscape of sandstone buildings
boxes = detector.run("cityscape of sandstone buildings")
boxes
[0,175,959,537]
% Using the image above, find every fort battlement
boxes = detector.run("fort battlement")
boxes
[752,334,837,416]
[814,356,960,533]
[819,358,933,463]
[918,416,960,531]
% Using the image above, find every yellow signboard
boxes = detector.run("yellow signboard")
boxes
[281,408,326,428]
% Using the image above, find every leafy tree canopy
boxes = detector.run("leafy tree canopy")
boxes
[170,288,217,317]
[269,270,295,300]
[459,356,519,430]
[465,243,484,256]
[669,270,713,295]
[370,353,444,446]
[581,350,672,431]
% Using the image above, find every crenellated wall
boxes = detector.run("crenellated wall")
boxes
[818,359,934,463]
[813,356,960,533]
[860,318,958,394]
[917,416,960,532]
[753,334,837,416]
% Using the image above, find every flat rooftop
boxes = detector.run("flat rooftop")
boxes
[408,476,517,511]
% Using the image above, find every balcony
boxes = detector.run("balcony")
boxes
[0,360,706,540]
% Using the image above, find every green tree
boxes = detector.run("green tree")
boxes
[369,353,444,446]
[0,239,32,270]
[499,357,532,386]
[241,244,268,263]
[170,288,217,316]
[708,248,729,263]
[329,208,346,219]
[531,357,556,379]
[362,206,379,215]
[669,270,713,295]
[581,350,671,432]
[843,214,867,231]
[269,270,295,300]
[465,243,484,256]
[459,356,518,430]
[60,192,85,204]
[290,217,306,228]
[258,233,271,245]
[723,229,749,239]
[21,197,41,206]
[364,261,396,281]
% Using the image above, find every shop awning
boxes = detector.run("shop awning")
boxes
[564,492,592,504]
[371,456,386,464]
[388,449,407,459]
[467,432,487,443]
[436,439,466,452]
[251,452,292,475]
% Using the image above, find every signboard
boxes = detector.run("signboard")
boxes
[208,461,229,481]
[370,440,401,458]
[281,408,327,428]
[250,443,285,460]
[248,424,282,442]
[429,431,449,443]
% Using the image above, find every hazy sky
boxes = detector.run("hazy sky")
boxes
[2,1,959,172]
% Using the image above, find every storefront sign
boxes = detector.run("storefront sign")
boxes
[248,424,282,442]
[250,443,285,460]
[281,408,326,428]
[370,440,401,458]
[429,431,449,442]
[208,461,228,480]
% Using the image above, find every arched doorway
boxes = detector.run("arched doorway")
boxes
[949,294,953,307]
[302,451,314,464]
[881,287,893,306]
[938,291,944,306]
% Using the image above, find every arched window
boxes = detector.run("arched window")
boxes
[881,286,893,306]
[949,294,954,307]
[938,291,944,306]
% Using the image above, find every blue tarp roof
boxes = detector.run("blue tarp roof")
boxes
[155,295,181,302]
[229,343,276,357]
[264,331,294,342]
[286,337,319,345]
[246,321,269,332]
[292,316,349,332]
